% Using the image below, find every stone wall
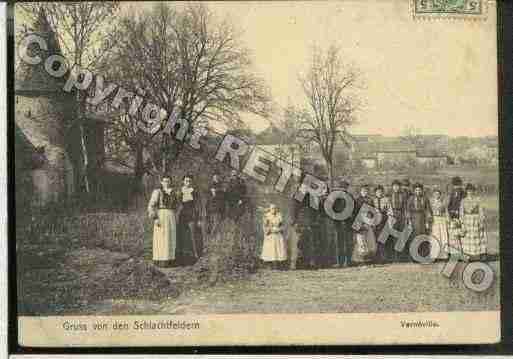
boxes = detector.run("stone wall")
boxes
[15,93,76,206]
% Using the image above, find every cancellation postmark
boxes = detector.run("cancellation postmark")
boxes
[412,0,488,20]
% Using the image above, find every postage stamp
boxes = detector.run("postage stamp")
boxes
[412,0,488,19]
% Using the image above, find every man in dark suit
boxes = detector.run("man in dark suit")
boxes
[207,172,225,234]
[332,180,354,268]
[389,179,408,262]
[448,176,465,220]
[405,183,433,260]
[225,169,247,220]
[292,191,321,269]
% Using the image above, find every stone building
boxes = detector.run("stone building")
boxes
[15,9,76,208]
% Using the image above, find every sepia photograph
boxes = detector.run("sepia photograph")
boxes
[13,0,499,346]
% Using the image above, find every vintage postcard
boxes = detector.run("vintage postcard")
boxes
[14,0,499,347]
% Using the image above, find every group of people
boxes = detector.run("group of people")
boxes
[148,170,488,271]
[147,170,248,267]
[259,176,489,270]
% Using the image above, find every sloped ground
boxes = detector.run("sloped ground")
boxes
[18,242,499,315]
[157,261,499,315]
[17,245,179,315]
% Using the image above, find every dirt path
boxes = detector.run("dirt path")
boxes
[155,261,499,315]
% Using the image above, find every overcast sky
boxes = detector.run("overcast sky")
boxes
[20,1,497,137]
[198,0,498,137]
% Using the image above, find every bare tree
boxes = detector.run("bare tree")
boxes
[270,104,307,167]
[19,3,121,195]
[109,3,271,174]
[297,45,363,187]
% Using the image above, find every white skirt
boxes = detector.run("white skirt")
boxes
[261,232,287,262]
[153,209,177,261]
[430,216,449,260]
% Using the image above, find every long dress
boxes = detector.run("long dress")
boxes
[460,196,487,257]
[148,188,180,264]
[405,195,432,259]
[207,182,225,235]
[373,195,393,263]
[352,195,378,264]
[406,195,432,236]
[261,210,287,262]
[177,185,200,261]
[429,197,450,260]
[389,190,408,262]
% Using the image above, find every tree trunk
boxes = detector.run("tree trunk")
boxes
[133,142,144,194]
[79,122,90,193]
[327,160,334,189]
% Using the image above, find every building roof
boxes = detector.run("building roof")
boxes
[15,8,68,95]
[350,135,451,159]
[375,140,416,153]
[350,134,384,142]
[352,139,415,159]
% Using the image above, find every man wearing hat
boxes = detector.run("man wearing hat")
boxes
[405,183,433,259]
[332,180,354,268]
[448,176,465,220]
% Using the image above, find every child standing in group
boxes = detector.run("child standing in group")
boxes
[261,204,288,269]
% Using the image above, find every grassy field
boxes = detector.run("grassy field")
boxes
[75,261,500,315]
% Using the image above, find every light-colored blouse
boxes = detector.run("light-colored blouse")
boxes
[430,197,448,217]
[264,210,283,234]
[459,196,485,218]
[181,186,194,202]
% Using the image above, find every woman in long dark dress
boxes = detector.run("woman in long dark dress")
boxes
[177,175,200,264]
[405,183,433,260]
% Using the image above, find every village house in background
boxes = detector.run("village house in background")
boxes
[348,134,450,169]
[255,126,498,174]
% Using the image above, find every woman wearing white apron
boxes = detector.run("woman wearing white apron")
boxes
[148,176,181,267]
[261,204,288,269]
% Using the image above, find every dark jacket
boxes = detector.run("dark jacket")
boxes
[405,195,433,235]
[207,181,225,217]
[448,187,465,219]
[225,177,247,206]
